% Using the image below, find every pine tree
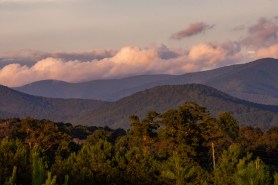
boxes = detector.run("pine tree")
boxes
[4,166,17,185]
[214,144,241,185]
[274,173,278,185]
[32,150,45,185]
[235,156,272,185]
[43,172,57,185]
[0,138,29,184]
[63,175,69,185]
[161,152,203,185]
[217,112,239,140]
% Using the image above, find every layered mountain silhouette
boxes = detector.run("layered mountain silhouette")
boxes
[14,75,175,101]
[73,84,278,129]
[0,85,108,122]
[2,84,278,130]
[14,58,278,105]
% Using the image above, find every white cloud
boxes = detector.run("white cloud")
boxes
[0,43,243,87]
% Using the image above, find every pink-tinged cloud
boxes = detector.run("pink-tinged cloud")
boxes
[0,49,115,67]
[0,44,242,87]
[188,41,242,69]
[256,44,278,58]
[242,17,278,49]
[171,22,214,40]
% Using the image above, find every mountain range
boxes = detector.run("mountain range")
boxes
[14,58,278,105]
[0,85,108,122]
[1,84,278,130]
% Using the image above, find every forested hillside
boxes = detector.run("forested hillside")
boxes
[2,84,278,130]
[76,84,278,130]
[0,85,109,122]
[0,102,277,185]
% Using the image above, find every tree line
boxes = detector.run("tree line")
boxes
[0,102,277,185]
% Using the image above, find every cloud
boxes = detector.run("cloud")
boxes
[188,41,242,69]
[255,44,278,58]
[171,22,214,40]
[0,43,242,87]
[0,49,115,67]
[50,50,116,61]
[242,17,278,49]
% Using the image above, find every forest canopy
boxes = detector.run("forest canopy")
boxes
[0,102,277,185]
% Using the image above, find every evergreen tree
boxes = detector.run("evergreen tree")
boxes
[161,152,204,185]
[128,111,159,154]
[0,138,29,184]
[217,112,239,140]
[158,102,211,163]
[274,173,278,185]
[235,156,272,185]
[214,144,241,185]
[32,150,45,185]
[63,175,69,185]
[123,146,158,184]
[43,172,57,185]
[4,166,17,185]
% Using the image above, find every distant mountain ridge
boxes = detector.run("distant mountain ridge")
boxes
[0,85,109,122]
[14,58,278,105]
[14,75,175,101]
[74,84,278,130]
[1,84,278,130]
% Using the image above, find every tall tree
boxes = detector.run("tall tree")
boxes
[235,155,272,185]
[32,150,45,185]
[214,144,242,185]
[217,112,239,140]
[158,102,211,163]
[4,166,17,185]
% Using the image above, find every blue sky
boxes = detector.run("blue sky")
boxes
[0,0,278,86]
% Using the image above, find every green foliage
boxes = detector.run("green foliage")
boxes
[214,144,241,185]
[123,146,158,184]
[259,127,278,151]
[161,152,204,185]
[0,102,278,185]
[56,139,119,185]
[32,150,45,185]
[217,112,239,140]
[235,156,272,185]
[0,137,29,184]
[238,126,263,150]
[158,102,213,165]
[62,175,69,185]
[72,84,278,129]
[86,130,108,145]
[274,173,278,185]
[4,166,17,185]
[43,172,57,185]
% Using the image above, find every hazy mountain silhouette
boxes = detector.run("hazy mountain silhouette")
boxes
[14,58,278,105]
[0,85,108,122]
[2,84,278,130]
[165,58,278,105]
[73,84,278,130]
[15,75,175,101]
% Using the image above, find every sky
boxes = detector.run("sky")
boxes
[0,0,278,87]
